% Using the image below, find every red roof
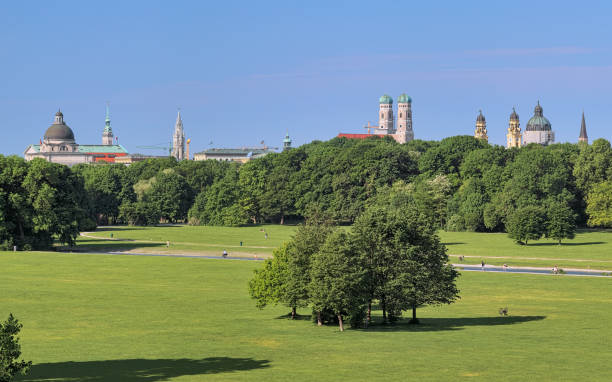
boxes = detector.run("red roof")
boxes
[337,133,380,139]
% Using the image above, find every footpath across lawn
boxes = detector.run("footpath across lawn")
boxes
[1,251,611,381]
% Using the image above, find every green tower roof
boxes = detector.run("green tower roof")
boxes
[379,94,393,104]
[397,93,412,103]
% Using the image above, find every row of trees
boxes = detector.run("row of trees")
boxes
[248,185,459,331]
[72,136,612,235]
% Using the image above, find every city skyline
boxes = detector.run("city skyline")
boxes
[2,1,612,156]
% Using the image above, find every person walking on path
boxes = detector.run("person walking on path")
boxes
[223,250,228,258]
[481,260,485,271]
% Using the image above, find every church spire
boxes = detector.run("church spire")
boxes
[579,111,588,144]
[171,109,185,160]
[102,103,114,145]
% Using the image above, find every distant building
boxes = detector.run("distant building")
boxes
[24,109,128,166]
[338,94,414,144]
[114,154,168,165]
[579,112,588,144]
[283,132,292,151]
[522,101,555,145]
[193,147,274,163]
[506,108,521,148]
[171,111,185,160]
[474,110,488,141]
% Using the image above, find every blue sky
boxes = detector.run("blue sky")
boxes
[1,1,611,155]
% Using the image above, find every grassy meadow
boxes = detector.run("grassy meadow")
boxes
[1,249,611,381]
[76,225,612,270]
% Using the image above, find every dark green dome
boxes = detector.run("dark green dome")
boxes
[379,94,393,104]
[44,110,75,140]
[526,102,551,132]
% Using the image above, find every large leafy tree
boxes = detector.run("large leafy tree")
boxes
[506,206,547,245]
[309,230,367,331]
[545,202,577,244]
[0,314,32,381]
[585,180,612,227]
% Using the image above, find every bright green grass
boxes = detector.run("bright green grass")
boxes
[77,225,297,257]
[77,226,612,270]
[2,251,612,381]
[440,229,612,270]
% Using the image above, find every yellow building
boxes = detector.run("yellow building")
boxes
[506,108,521,148]
[474,110,488,141]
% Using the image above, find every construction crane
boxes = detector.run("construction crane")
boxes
[136,143,173,156]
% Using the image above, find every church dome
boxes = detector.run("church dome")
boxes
[44,110,75,140]
[397,93,412,103]
[525,101,551,131]
[379,94,393,104]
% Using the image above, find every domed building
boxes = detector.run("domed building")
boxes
[474,110,488,141]
[24,108,128,166]
[522,101,555,145]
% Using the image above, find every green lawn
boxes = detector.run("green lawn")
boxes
[76,225,612,270]
[76,225,297,257]
[440,229,612,270]
[2,251,612,381]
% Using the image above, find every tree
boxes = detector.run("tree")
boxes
[248,244,291,309]
[352,182,459,324]
[545,202,576,244]
[506,206,547,245]
[585,180,612,227]
[309,231,366,331]
[147,169,193,223]
[0,314,31,381]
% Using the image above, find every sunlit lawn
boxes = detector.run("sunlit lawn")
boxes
[2,251,612,381]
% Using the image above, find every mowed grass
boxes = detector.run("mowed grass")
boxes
[1,251,612,381]
[76,225,297,257]
[440,229,612,270]
[77,225,612,270]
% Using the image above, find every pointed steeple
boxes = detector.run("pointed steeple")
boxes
[102,103,114,145]
[579,111,588,144]
[171,109,185,160]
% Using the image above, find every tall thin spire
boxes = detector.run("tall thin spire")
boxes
[579,111,588,144]
[102,103,114,145]
[171,109,185,160]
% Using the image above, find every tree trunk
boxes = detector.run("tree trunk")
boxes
[317,311,322,326]
[409,304,420,324]
[338,314,344,332]
[381,296,387,324]
[280,215,284,225]
[367,300,372,325]
[291,306,296,320]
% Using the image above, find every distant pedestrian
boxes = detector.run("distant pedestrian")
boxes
[481,260,485,271]
[503,264,508,272]
[223,250,228,258]
[265,233,268,239]
[166,241,170,248]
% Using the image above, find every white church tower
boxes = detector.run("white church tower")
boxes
[394,93,413,143]
[171,110,185,160]
[102,104,114,145]
[378,95,394,134]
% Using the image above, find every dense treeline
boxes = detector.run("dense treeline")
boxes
[2,135,611,249]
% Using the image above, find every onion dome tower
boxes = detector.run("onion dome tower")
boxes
[474,110,488,141]
[102,104,114,145]
[171,110,185,160]
[579,112,588,144]
[523,101,555,145]
[507,107,521,148]
[396,93,414,143]
[378,94,394,133]
[41,109,78,153]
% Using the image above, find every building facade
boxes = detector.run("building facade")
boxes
[522,101,555,145]
[24,109,128,166]
[474,110,488,141]
[193,148,274,163]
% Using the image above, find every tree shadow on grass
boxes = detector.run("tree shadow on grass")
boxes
[17,357,270,382]
[527,242,604,247]
[442,242,465,246]
[362,315,546,332]
[274,313,312,321]
[70,240,165,252]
